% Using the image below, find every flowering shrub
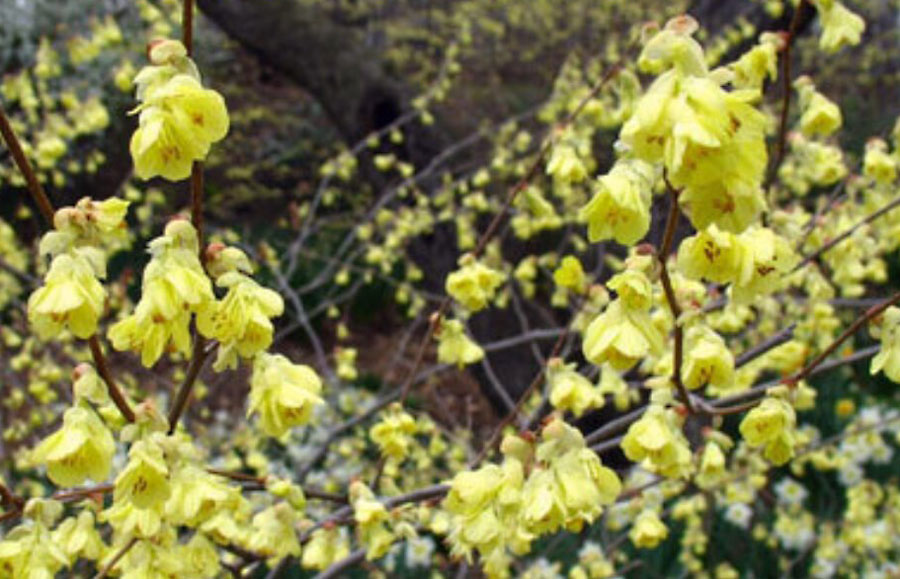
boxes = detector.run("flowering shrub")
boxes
[1,0,900,577]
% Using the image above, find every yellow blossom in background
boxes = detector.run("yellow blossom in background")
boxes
[446,254,506,312]
[436,318,485,367]
[248,352,323,438]
[630,509,669,548]
[870,306,900,383]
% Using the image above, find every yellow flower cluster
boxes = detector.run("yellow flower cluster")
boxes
[130,39,229,181]
[622,16,768,234]
[583,267,663,371]
[28,198,130,340]
[444,420,620,578]
[445,254,506,312]
[109,220,213,367]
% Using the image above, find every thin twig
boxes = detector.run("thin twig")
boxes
[657,180,694,413]
[89,336,136,422]
[765,0,810,189]
[167,337,214,434]
[93,538,139,579]
[0,103,55,225]
[789,292,900,384]
[795,193,900,271]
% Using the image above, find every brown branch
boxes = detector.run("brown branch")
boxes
[657,180,694,413]
[795,192,900,271]
[93,537,138,579]
[89,336,136,423]
[765,0,811,189]
[788,291,900,384]
[0,103,55,225]
[182,0,195,55]
[167,336,212,434]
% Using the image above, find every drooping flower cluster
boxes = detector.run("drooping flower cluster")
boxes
[130,39,229,180]
[621,16,769,234]
[27,197,129,340]
[444,420,621,578]
[108,219,213,367]
[583,266,663,371]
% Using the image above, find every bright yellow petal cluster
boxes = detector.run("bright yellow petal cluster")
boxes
[130,39,229,181]
[350,481,396,560]
[795,76,842,138]
[812,0,866,53]
[445,255,506,312]
[547,359,604,417]
[246,503,301,564]
[109,220,213,367]
[682,325,735,391]
[863,138,897,185]
[583,265,663,372]
[739,396,797,465]
[197,271,284,371]
[369,403,418,461]
[248,352,323,438]
[621,405,692,478]
[870,306,900,383]
[443,420,619,577]
[579,158,655,246]
[621,17,769,234]
[436,318,485,367]
[32,405,115,487]
[27,251,105,340]
[629,509,669,548]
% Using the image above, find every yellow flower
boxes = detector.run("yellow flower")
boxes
[109,220,213,367]
[870,306,900,383]
[32,405,115,487]
[696,439,728,489]
[114,437,171,509]
[677,225,752,285]
[28,251,106,340]
[436,319,484,367]
[547,359,604,417]
[369,403,418,461]
[795,77,842,137]
[583,300,663,371]
[248,352,323,438]
[546,141,588,183]
[335,346,359,381]
[731,34,780,90]
[606,268,654,311]
[302,528,350,571]
[739,396,797,465]
[350,481,396,560]
[863,138,897,185]
[247,503,301,563]
[629,510,669,548]
[621,405,692,478]
[446,255,506,312]
[579,158,654,246]
[731,227,797,303]
[813,0,865,53]
[130,58,228,181]
[682,325,735,391]
[166,466,246,527]
[553,255,587,293]
[197,272,284,371]
[52,511,105,561]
